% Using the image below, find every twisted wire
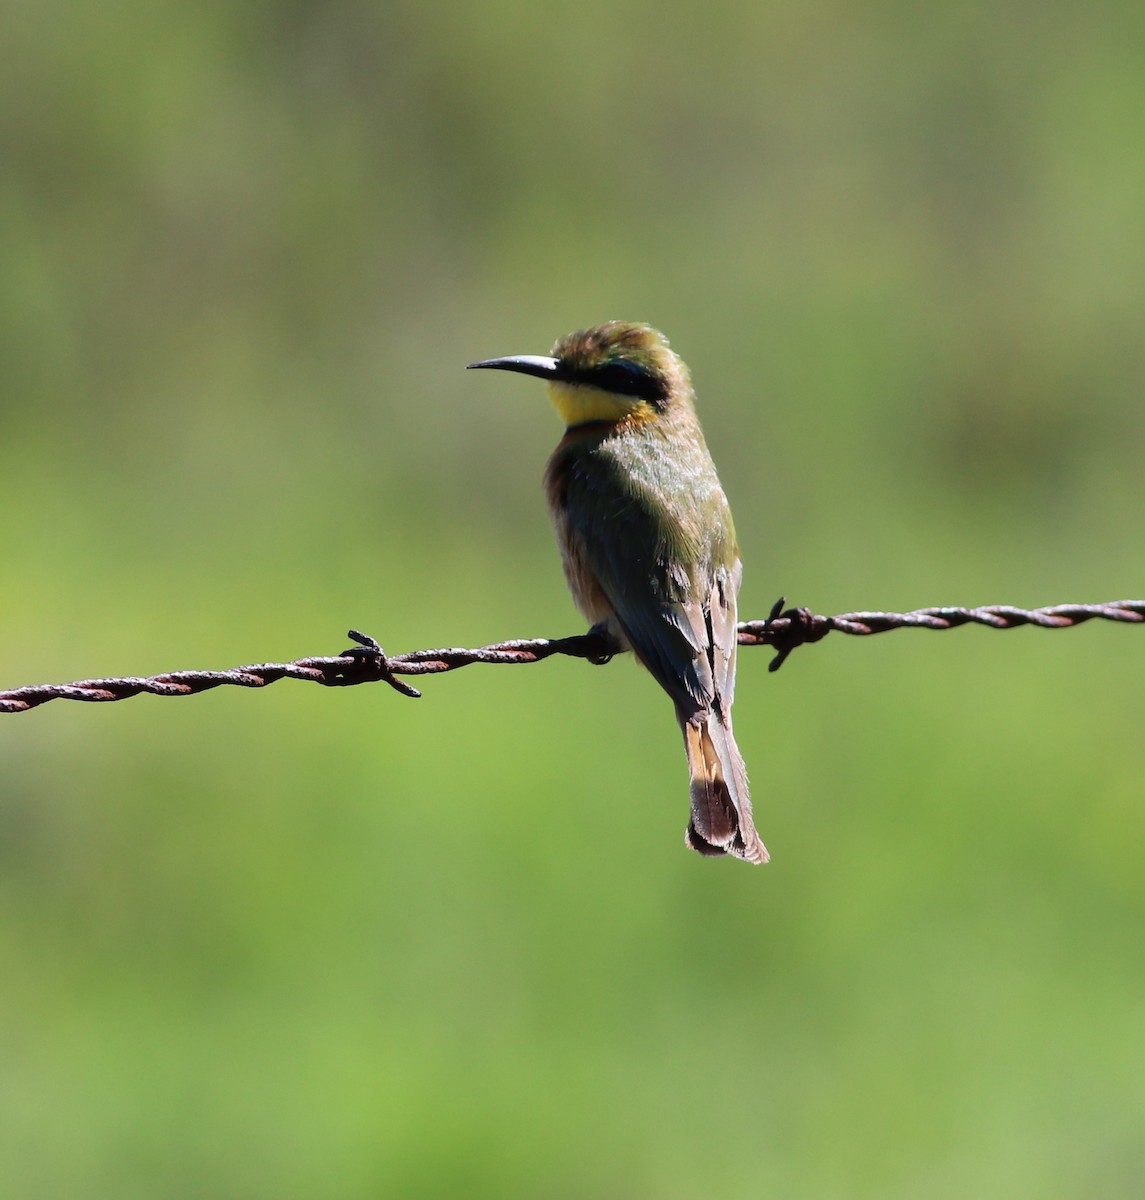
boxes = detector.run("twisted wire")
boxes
[1,600,1141,714]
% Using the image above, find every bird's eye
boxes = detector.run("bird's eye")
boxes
[589,360,663,402]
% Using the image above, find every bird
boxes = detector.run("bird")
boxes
[468,321,767,864]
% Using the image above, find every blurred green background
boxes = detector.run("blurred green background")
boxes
[2,1,1144,1196]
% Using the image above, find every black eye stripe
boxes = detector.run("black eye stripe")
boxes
[581,360,667,404]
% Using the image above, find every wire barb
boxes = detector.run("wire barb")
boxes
[336,630,424,698]
[1,600,1140,715]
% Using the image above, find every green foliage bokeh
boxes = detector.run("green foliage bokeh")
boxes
[1,2,1143,1196]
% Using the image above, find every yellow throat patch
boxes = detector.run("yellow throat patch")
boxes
[546,381,653,427]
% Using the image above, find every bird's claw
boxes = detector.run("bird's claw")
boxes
[584,623,621,666]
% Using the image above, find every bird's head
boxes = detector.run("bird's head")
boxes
[468,321,692,428]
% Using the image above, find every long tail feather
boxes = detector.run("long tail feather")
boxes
[682,715,768,864]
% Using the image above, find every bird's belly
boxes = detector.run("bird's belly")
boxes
[550,512,628,646]
[559,526,613,626]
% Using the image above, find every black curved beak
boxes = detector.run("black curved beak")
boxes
[467,354,565,381]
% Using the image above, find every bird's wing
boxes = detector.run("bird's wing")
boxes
[706,557,742,714]
[562,450,737,719]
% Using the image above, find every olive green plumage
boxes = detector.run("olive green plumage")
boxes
[469,322,767,864]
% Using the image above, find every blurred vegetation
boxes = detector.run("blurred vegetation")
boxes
[1,0,1144,1196]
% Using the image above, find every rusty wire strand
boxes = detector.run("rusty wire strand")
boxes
[1,599,1141,715]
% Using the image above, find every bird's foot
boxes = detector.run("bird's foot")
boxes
[584,622,622,666]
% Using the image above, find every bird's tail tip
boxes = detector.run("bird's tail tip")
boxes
[683,717,768,865]
[685,820,769,864]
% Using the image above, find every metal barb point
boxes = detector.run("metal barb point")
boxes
[337,629,422,698]
[764,605,828,672]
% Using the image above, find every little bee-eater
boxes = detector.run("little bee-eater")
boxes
[469,322,767,864]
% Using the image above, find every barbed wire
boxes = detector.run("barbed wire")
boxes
[1,599,1141,715]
